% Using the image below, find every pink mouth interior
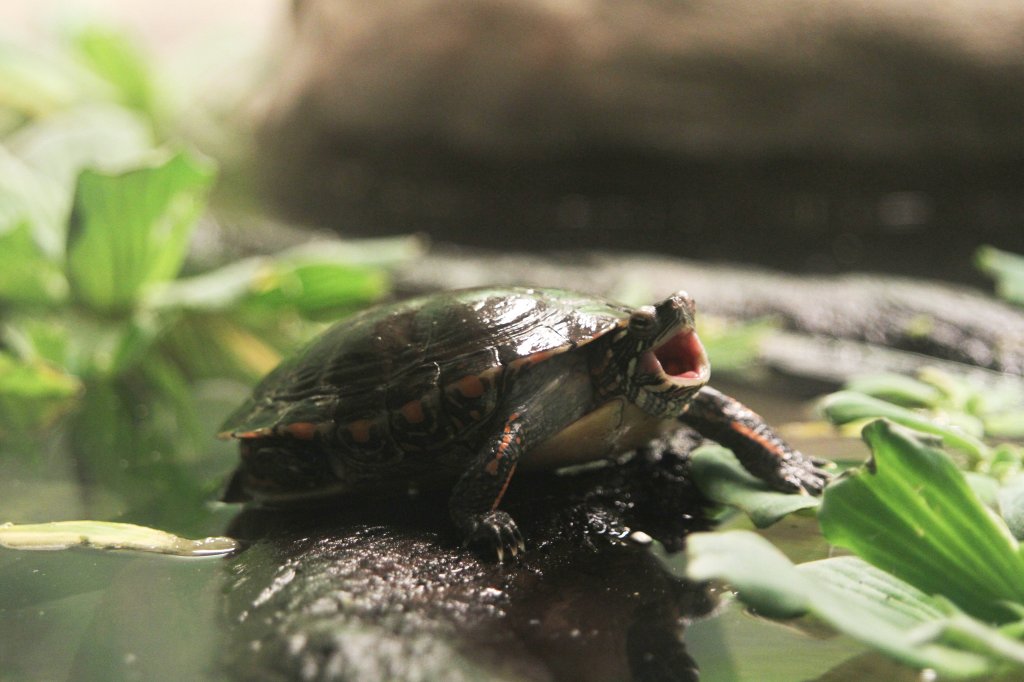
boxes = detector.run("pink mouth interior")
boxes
[654,330,707,379]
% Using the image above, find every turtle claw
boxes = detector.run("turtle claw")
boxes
[774,455,833,496]
[461,510,525,562]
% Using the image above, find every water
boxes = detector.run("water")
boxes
[0,374,884,681]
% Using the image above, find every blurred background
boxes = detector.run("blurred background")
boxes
[3,2,1024,681]
[252,1,1024,280]
[10,0,1024,281]
[253,0,1024,283]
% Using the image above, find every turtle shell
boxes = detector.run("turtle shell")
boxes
[220,287,632,448]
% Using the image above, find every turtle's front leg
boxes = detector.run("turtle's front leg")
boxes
[449,411,528,561]
[680,386,831,495]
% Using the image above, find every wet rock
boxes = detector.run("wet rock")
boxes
[221,436,715,681]
[395,247,1024,378]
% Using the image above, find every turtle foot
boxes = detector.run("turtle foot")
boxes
[460,510,525,562]
[771,455,833,496]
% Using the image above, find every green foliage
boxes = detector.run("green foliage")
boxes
[0,40,96,129]
[0,351,80,437]
[688,419,1024,678]
[977,246,1024,306]
[820,421,1024,623]
[0,25,414,533]
[688,375,1024,679]
[688,444,820,527]
[685,530,1024,678]
[0,219,68,303]
[697,317,777,373]
[68,27,158,122]
[822,367,1024,473]
[66,152,215,312]
[820,389,991,464]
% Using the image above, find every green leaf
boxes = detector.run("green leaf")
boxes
[69,26,158,121]
[9,105,154,187]
[242,261,387,320]
[845,373,944,407]
[0,351,81,436]
[0,353,80,400]
[0,219,68,304]
[0,41,85,122]
[262,235,425,268]
[157,314,282,382]
[820,391,990,464]
[0,145,66,258]
[144,257,267,311]
[988,444,1024,482]
[685,530,1007,678]
[147,240,400,320]
[240,239,411,319]
[685,530,811,619]
[835,368,1024,450]
[689,444,820,527]
[699,317,777,373]
[985,411,1024,439]
[965,472,1001,510]
[976,246,1024,306]
[1,316,71,369]
[0,521,236,557]
[802,560,1024,674]
[916,367,983,413]
[998,475,1024,542]
[819,420,1024,623]
[7,106,155,256]
[4,311,164,379]
[66,150,216,312]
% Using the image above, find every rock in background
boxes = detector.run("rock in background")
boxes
[252,0,1024,282]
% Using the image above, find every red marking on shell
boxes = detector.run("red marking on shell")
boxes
[400,400,426,424]
[233,427,273,439]
[510,350,553,370]
[348,419,373,444]
[455,375,486,398]
[485,459,500,475]
[283,422,318,440]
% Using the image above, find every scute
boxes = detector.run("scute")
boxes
[220,288,630,439]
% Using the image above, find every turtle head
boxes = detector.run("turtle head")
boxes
[602,291,710,418]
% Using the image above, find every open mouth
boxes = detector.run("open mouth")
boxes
[640,329,710,385]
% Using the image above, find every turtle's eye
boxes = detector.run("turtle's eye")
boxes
[628,306,658,337]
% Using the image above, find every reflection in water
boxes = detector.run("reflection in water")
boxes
[221,437,717,681]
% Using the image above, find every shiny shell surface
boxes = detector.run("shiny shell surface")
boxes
[221,288,631,450]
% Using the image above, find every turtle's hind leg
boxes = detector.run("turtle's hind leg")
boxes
[449,411,528,561]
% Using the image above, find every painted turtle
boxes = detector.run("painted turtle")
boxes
[221,287,829,558]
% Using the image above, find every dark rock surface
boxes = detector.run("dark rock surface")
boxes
[221,435,716,681]
[396,247,1024,377]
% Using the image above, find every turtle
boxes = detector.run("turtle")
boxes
[220,287,829,559]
